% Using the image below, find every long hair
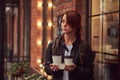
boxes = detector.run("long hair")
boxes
[63,10,82,41]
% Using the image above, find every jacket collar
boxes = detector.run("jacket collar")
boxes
[61,37,80,45]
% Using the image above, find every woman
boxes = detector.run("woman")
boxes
[45,10,95,80]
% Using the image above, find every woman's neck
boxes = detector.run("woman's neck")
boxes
[64,33,76,45]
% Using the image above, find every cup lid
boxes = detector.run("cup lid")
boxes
[64,56,72,58]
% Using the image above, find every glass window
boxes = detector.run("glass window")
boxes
[89,0,119,80]
[104,0,119,13]
[89,0,119,55]
[91,0,102,15]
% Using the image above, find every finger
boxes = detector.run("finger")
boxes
[70,64,76,68]
[64,65,70,71]
[50,65,56,70]
[50,63,54,67]
[52,65,59,71]
[65,65,76,71]
[53,67,59,71]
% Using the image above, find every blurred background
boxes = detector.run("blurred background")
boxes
[0,0,119,80]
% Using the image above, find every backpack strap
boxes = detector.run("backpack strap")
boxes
[78,41,95,67]
[52,36,62,54]
[78,40,88,65]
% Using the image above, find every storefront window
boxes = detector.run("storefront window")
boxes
[89,0,119,80]
[89,0,119,55]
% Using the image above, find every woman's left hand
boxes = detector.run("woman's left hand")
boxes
[64,64,76,71]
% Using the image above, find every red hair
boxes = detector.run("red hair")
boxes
[63,10,82,40]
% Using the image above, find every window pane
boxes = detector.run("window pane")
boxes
[91,16,103,51]
[104,0,119,13]
[92,0,102,15]
[103,13,119,60]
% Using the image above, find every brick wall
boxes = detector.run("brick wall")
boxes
[30,0,43,68]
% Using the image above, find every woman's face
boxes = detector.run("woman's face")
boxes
[61,14,75,34]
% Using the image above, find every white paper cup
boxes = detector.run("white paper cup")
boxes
[52,55,61,65]
[64,58,73,65]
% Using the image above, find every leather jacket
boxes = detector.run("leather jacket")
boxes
[45,39,95,80]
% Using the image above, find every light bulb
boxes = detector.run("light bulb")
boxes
[48,2,53,8]
[37,59,41,63]
[39,64,43,68]
[37,1,42,8]
[37,40,42,46]
[37,21,42,27]
[47,75,52,79]
[48,40,51,44]
[48,22,52,27]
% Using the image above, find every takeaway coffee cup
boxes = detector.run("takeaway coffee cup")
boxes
[64,56,73,65]
[52,55,62,65]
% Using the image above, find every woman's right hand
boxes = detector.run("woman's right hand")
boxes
[64,64,76,71]
[50,64,59,71]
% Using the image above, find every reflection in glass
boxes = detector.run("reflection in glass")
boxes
[90,0,119,80]
[103,13,119,60]
[104,0,119,13]
[92,0,102,15]
[91,16,102,51]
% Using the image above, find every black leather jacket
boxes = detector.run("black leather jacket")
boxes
[45,39,95,80]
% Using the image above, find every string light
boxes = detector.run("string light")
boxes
[37,59,42,63]
[37,40,42,46]
[37,1,42,9]
[47,75,52,80]
[48,2,53,8]
[48,22,52,27]
[35,1,53,80]
[39,64,43,68]
[47,40,51,44]
[40,69,44,74]
[37,20,42,29]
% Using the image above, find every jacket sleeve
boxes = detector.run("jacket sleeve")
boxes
[75,44,95,78]
[44,41,61,75]
[44,42,53,75]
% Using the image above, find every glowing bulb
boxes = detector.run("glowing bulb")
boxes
[40,69,44,74]
[43,72,47,77]
[48,2,53,8]
[42,66,45,69]
[37,21,42,27]
[48,22,52,27]
[47,75,52,80]
[39,64,43,68]
[37,1,42,8]
[48,40,51,44]
[37,59,41,63]
[37,40,42,46]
